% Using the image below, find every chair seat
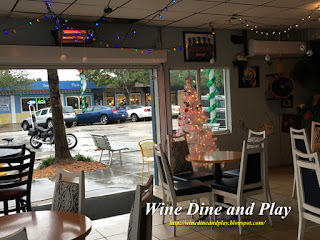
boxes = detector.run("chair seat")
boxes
[223,169,240,178]
[174,180,212,196]
[144,157,154,163]
[173,171,214,182]
[211,177,262,194]
[0,186,27,201]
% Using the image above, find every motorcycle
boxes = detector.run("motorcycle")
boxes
[28,126,77,149]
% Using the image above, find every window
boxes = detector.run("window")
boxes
[83,107,94,113]
[21,98,36,112]
[130,94,140,105]
[94,107,102,112]
[37,98,50,110]
[41,109,48,115]
[66,96,92,109]
[106,96,114,106]
[169,68,230,132]
[35,111,41,116]
[146,93,151,106]
[116,94,141,106]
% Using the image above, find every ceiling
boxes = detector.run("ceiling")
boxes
[1,0,320,30]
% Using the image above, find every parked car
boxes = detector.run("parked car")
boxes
[124,105,152,122]
[21,106,77,131]
[76,105,128,125]
[171,104,180,117]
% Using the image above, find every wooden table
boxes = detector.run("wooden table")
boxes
[186,151,242,181]
[0,211,92,240]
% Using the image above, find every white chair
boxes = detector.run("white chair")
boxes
[311,121,320,153]
[211,139,272,235]
[166,133,214,182]
[292,148,320,240]
[154,143,212,236]
[52,168,85,214]
[290,128,311,199]
[91,134,128,165]
[0,227,28,240]
[127,175,153,240]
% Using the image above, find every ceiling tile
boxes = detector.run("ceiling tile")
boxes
[14,1,69,14]
[169,13,223,27]
[10,12,44,18]
[107,7,153,19]
[228,0,273,5]
[202,3,256,15]
[76,0,130,8]
[124,0,168,10]
[265,0,317,8]
[276,8,314,19]
[145,11,193,21]
[137,19,173,26]
[0,0,17,11]
[63,4,105,16]
[168,0,221,13]
[240,6,285,17]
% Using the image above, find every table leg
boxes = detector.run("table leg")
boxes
[214,163,222,182]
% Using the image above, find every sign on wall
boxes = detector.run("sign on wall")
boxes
[0,97,9,111]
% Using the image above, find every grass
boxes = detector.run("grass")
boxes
[37,153,93,170]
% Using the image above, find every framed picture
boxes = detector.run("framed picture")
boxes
[184,32,215,62]
[238,65,259,88]
[282,114,301,132]
[281,95,293,108]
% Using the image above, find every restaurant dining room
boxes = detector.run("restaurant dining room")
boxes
[1,0,320,240]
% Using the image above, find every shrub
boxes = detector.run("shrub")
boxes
[73,153,93,162]
[37,155,55,170]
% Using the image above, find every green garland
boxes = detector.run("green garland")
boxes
[206,69,218,123]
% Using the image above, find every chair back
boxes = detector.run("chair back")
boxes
[247,130,265,148]
[51,168,85,214]
[290,128,310,154]
[238,139,266,194]
[127,175,153,240]
[1,227,28,240]
[311,121,320,152]
[91,134,112,151]
[153,143,175,198]
[292,148,320,214]
[167,133,192,175]
[138,139,154,159]
[0,149,35,194]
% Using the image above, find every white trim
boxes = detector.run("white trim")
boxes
[60,93,64,106]
[10,95,16,123]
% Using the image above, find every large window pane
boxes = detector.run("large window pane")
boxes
[21,98,36,112]
[67,97,79,109]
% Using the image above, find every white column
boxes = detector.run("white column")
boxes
[10,95,16,123]
[209,69,216,124]
[60,93,65,106]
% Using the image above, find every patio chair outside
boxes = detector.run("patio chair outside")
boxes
[138,139,154,183]
[91,134,128,165]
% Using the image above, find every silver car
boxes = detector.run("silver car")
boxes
[21,106,77,130]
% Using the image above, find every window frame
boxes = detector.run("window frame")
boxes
[169,67,231,135]
[66,95,92,110]
[20,97,51,112]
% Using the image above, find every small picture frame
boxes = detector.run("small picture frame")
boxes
[281,95,293,108]
[282,114,301,132]
[238,65,259,88]
[184,32,215,62]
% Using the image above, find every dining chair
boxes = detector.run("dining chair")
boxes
[292,148,320,240]
[154,143,212,236]
[0,227,28,240]
[127,175,153,240]
[0,148,35,215]
[138,139,154,184]
[211,139,272,235]
[167,133,214,182]
[91,134,128,165]
[51,168,85,214]
[290,127,311,199]
[311,121,320,153]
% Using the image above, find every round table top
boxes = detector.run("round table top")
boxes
[186,151,242,164]
[0,211,92,240]
[0,148,21,158]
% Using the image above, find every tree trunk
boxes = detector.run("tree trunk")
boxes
[47,69,74,164]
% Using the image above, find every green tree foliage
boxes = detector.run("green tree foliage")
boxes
[85,69,150,103]
[0,70,35,90]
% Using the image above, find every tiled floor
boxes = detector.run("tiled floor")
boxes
[86,166,320,240]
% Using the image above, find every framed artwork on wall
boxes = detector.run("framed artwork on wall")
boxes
[238,65,260,88]
[282,114,301,132]
[184,32,215,62]
[281,95,293,108]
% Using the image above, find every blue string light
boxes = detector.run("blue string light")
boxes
[133,30,136,34]
[95,23,99,26]
[4,30,7,35]
[159,15,162,19]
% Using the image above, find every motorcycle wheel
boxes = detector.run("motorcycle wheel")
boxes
[30,136,42,149]
[67,133,77,149]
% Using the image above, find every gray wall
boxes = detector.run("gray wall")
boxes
[0,17,309,167]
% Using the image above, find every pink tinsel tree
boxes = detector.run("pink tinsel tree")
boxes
[177,78,217,154]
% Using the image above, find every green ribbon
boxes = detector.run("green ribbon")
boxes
[208,102,219,113]
[207,74,217,88]
[208,88,218,100]
[209,114,219,124]
[206,69,218,123]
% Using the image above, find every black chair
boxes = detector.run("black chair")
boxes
[127,175,153,240]
[167,133,214,182]
[0,148,35,215]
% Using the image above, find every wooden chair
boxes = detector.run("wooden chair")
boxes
[211,139,272,235]
[311,121,320,153]
[138,139,154,184]
[154,143,212,236]
[0,227,28,240]
[0,148,35,215]
[91,134,128,165]
[290,128,311,199]
[292,148,320,240]
[167,133,214,182]
[51,168,85,214]
[127,175,153,240]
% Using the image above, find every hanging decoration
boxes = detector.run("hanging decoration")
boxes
[177,77,217,154]
[206,69,219,123]
[78,69,87,111]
